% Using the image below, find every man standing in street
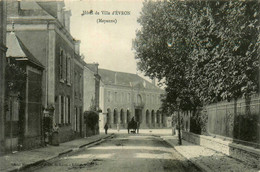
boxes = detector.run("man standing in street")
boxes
[104,123,108,134]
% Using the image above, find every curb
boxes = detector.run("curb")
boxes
[78,134,114,149]
[7,134,114,172]
[9,160,46,172]
[162,138,212,172]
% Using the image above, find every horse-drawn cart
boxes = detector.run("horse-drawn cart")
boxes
[127,118,138,134]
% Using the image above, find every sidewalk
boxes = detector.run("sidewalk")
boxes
[0,133,113,172]
[162,135,260,172]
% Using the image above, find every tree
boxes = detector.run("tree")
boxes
[134,1,197,111]
[133,0,259,111]
[189,1,259,103]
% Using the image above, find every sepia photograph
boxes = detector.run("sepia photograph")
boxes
[0,0,260,171]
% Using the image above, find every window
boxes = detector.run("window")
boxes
[65,97,68,123]
[137,94,142,105]
[128,93,131,102]
[107,91,110,102]
[74,107,77,131]
[147,95,150,104]
[68,97,71,123]
[63,52,66,80]
[79,74,82,100]
[115,92,117,102]
[61,96,64,123]
[67,55,71,84]
[59,49,64,80]
[74,72,77,97]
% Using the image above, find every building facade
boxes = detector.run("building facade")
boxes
[99,69,165,129]
[73,52,84,138]
[6,0,84,144]
[83,63,101,136]
[5,32,44,152]
[0,1,7,154]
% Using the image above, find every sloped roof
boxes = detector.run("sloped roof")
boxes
[6,32,44,68]
[99,69,163,91]
[36,1,61,18]
[18,1,53,17]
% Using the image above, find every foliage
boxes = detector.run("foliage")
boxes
[190,109,208,135]
[233,114,258,143]
[84,111,99,130]
[133,0,259,112]
[5,61,27,112]
[5,61,27,95]
[43,116,53,133]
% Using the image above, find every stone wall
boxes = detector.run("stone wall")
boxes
[182,131,260,168]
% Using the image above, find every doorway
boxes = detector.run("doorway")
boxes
[135,109,142,123]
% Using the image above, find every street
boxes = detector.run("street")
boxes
[29,133,201,172]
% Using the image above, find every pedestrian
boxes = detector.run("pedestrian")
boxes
[137,122,139,134]
[104,123,108,134]
[117,123,120,132]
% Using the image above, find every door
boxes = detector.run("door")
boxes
[5,94,20,152]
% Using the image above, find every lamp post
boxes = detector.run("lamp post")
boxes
[176,97,182,145]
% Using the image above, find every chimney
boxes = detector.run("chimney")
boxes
[74,40,81,55]
[57,3,63,24]
[93,63,99,74]
[115,72,117,84]
[64,9,71,32]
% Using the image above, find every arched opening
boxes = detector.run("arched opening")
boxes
[151,110,155,124]
[146,110,150,125]
[113,109,118,124]
[120,109,124,124]
[127,110,130,123]
[156,110,160,124]
[137,94,142,105]
[161,114,164,127]
[107,108,111,125]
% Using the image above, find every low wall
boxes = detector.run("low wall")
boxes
[182,131,260,168]
[205,95,260,143]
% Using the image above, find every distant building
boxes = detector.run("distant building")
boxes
[83,63,101,136]
[6,1,84,144]
[0,1,7,154]
[99,69,165,129]
[73,50,84,138]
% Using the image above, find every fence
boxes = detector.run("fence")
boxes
[205,95,260,144]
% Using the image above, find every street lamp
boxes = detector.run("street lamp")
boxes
[176,97,182,145]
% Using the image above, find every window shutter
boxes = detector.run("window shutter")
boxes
[59,95,61,124]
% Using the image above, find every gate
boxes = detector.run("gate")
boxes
[5,93,20,152]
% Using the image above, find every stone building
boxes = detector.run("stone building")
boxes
[99,69,165,129]
[83,63,101,136]
[5,32,44,151]
[73,49,84,138]
[83,63,101,113]
[6,1,84,143]
[0,0,7,154]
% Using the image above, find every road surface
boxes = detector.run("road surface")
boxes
[29,134,201,172]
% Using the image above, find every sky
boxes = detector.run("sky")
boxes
[65,0,144,75]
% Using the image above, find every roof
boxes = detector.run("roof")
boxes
[99,69,163,91]
[36,1,61,18]
[86,63,99,74]
[12,1,65,18]
[6,32,44,68]
[18,1,53,17]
